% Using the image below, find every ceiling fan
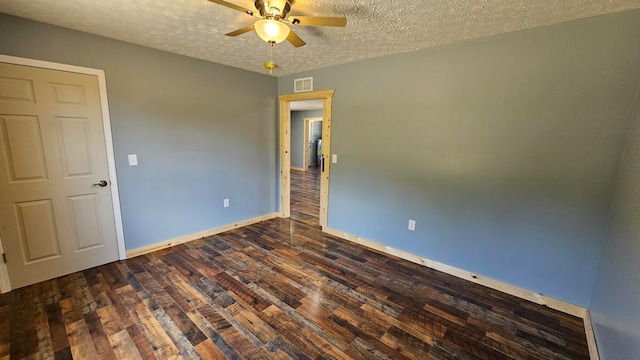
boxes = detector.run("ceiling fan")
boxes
[208,0,347,47]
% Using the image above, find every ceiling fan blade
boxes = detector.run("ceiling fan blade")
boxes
[207,0,256,16]
[288,16,347,27]
[226,24,256,37]
[287,30,306,47]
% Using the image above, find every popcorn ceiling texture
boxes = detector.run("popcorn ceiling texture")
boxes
[0,0,639,76]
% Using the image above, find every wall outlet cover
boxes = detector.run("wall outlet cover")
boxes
[408,219,416,231]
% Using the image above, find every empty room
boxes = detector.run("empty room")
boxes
[1,1,639,359]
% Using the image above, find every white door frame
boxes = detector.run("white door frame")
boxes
[303,117,323,170]
[0,54,127,293]
[279,90,334,229]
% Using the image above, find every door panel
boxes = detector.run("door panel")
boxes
[0,76,35,102]
[15,199,61,262]
[68,194,103,251]
[57,117,92,177]
[52,83,85,105]
[1,114,48,181]
[0,63,118,288]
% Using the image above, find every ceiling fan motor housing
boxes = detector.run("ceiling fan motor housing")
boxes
[210,0,345,49]
[254,0,291,19]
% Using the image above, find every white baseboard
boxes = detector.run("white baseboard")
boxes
[323,227,587,319]
[0,261,10,294]
[324,227,601,358]
[0,238,11,293]
[123,218,599,359]
[584,310,600,360]
[126,213,279,258]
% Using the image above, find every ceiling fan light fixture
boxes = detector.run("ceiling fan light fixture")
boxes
[254,19,290,44]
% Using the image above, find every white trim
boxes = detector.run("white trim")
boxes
[126,213,279,258]
[324,227,587,319]
[325,229,601,358]
[0,55,127,289]
[94,67,127,260]
[0,236,10,294]
[584,310,600,360]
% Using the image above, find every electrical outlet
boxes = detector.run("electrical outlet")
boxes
[224,198,230,208]
[408,219,416,231]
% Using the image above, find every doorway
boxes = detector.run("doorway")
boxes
[303,117,323,170]
[290,113,322,226]
[0,55,125,292]
[279,90,334,229]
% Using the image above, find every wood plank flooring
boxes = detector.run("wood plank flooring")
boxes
[0,167,591,359]
[290,167,320,227]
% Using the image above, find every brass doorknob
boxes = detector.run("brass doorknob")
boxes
[93,180,108,187]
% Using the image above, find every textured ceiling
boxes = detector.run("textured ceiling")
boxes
[1,0,639,77]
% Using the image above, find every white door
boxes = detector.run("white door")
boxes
[0,62,119,289]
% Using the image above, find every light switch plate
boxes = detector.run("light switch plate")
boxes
[128,154,138,166]
[224,198,230,208]
[408,219,416,231]
[332,154,338,163]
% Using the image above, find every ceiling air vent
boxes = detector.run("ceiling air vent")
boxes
[294,77,313,93]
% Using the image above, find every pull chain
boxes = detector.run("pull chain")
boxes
[264,41,277,75]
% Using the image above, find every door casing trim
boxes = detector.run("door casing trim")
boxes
[279,90,334,228]
[0,54,127,293]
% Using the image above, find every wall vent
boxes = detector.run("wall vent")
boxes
[294,77,313,93]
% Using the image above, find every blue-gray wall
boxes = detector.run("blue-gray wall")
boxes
[278,10,640,307]
[291,110,323,169]
[4,9,640,357]
[0,14,278,251]
[589,89,640,358]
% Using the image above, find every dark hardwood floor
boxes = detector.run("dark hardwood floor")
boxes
[0,167,591,359]
[290,166,320,227]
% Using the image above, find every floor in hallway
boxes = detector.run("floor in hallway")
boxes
[290,166,320,227]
